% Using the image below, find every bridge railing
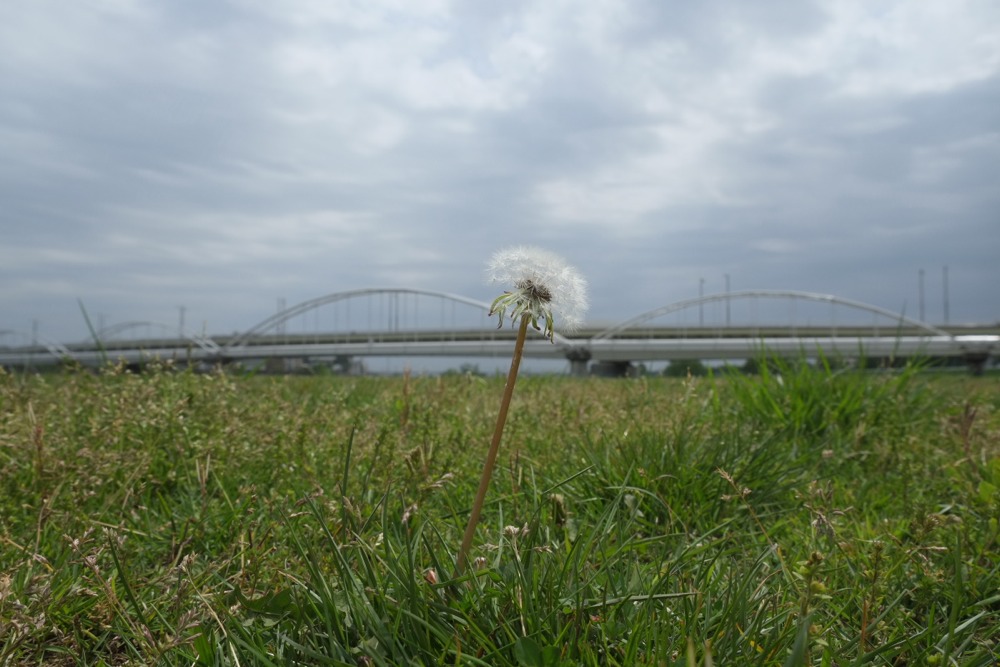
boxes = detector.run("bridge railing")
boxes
[3,289,996,371]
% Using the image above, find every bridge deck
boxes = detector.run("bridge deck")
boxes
[12,323,994,354]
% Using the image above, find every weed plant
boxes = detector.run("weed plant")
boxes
[0,359,997,665]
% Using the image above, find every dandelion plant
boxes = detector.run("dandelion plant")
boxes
[455,246,588,573]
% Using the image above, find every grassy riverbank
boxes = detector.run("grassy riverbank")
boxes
[1,362,997,665]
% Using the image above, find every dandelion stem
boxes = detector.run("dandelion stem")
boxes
[456,313,530,575]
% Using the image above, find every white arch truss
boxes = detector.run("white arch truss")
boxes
[96,321,221,353]
[0,329,75,360]
[593,290,953,340]
[227,287,574,349]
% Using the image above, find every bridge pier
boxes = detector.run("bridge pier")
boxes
[963,352,989,376]
[332,354,364,375]
[590,361,636,377]
[957,336,996,377]
[264,357,288,374]
[565,346,592,377]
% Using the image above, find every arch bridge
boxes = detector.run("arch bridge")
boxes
[592,290,952,340]
[1,288,995,374]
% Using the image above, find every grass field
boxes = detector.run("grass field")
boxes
[1,361,998,665]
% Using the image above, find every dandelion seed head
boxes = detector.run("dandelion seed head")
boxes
[486,245,589,339]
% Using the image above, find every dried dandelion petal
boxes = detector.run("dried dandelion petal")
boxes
[486,245,589,339]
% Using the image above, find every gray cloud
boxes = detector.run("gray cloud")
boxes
[1,0,998,348]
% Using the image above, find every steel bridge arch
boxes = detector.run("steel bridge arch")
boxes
[593,290,953,340]
[0,329,75,361]
[227,288,574,349]
[96,321,221,353]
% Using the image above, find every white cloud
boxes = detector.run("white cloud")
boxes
[100,207,373,265]
[757,0,1000,97]
[1,0,998,341]
[233,0,450,31]
[751,238,801,254]
[0,247,105,272]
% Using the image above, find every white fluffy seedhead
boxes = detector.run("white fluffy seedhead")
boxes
[486,245,589,339]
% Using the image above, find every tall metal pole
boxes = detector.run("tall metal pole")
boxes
[724,274,731,327]
[918,268,925,322]
[277,297,286,337]
[942,266,950,325]
[699,278,705,327]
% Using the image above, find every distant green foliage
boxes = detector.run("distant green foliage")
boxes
[442,362,488,377]
[0,361,997,665]
[662,359,708,377]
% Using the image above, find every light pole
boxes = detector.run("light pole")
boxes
[942,265,949,325]
[918,268,925,322]
[699,278,705,327]
[724,274,731,327]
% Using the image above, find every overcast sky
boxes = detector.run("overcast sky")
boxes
[2,0,999,348]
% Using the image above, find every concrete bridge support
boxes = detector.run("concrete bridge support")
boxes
[565,346,592,377]
[325,354,367,375]
[963,352,990,376]
[957,337,996,376]
[590,361,636,377]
